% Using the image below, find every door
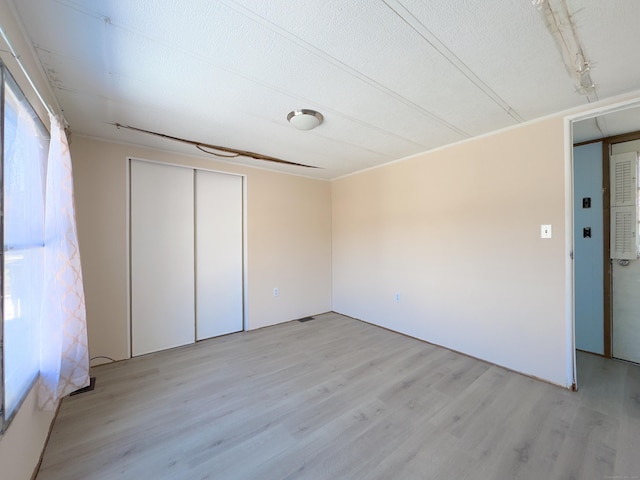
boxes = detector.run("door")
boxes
[130,160,195,356]
[195,170,243,339]
[610,145,640,364]
[573,143,604,354]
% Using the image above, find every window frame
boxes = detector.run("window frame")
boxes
[0,61,50,433]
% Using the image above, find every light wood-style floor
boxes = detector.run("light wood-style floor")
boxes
[36,312,640,480]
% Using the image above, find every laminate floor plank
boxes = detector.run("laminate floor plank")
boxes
[474,384,576,479]
[36,313,640,480]
[613,416,640,477]
[624,364,640,421]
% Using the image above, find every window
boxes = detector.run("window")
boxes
[1,62,49,431]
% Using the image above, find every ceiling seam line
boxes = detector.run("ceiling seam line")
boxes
[219,0,471,138]
[381,0,524,124]
[49,0,106,21]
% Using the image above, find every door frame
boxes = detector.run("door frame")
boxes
[566,96,640,388]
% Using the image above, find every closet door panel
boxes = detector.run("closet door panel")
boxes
[195,171,243,340]
[131,160,195,356]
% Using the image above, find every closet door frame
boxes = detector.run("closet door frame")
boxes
[126,157,247,358]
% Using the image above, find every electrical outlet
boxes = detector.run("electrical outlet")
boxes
[395,292,400,303]
[273,287,279,297]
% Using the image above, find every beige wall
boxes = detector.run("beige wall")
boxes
[0,388,55,480]
[70,136,332,363]
[332,117,571,386]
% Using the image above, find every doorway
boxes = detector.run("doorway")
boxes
[572,106,640,377]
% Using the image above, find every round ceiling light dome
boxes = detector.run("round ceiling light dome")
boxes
[287,109,323,131]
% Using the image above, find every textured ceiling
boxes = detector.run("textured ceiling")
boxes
[10,0,640,179]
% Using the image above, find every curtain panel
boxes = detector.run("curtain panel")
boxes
[38,114,89,409]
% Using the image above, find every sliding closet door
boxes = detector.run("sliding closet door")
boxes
[131,160,195,356]
[195,171,243,339]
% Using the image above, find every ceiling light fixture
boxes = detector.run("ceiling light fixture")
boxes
[287,109,323,131]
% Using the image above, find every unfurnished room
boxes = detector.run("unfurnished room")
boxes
[1,1,640,479]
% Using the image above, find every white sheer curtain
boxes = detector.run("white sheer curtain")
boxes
[38,114,89,409]
[2,90,47,418]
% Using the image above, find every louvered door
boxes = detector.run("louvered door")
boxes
[610,150,640,364]
[610,152,638,260]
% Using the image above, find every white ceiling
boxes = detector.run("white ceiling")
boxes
[10,0,640,179]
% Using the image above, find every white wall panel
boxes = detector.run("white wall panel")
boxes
[195,171,243,339]
[130,160,195,356]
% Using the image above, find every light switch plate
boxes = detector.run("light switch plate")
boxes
[541,224,552,239]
